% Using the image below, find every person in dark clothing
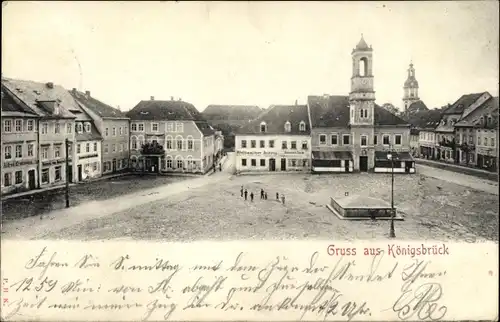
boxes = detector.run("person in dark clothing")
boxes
[276,192,279,201]
[240,186,244,197]
[281,194,285,205]
[219,163,222,172]
[250,192,254,202]
[264,192,268,200]
[260,189,264,199]
[244,189,248,200]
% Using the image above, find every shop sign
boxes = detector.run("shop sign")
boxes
[3,159,37,168]
[42,159,66,166]
[237,150,307,157]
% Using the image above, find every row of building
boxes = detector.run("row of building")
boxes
[235,36,417,174]
[1,80,223,195]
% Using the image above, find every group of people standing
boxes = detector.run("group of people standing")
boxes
[240,186,286,205]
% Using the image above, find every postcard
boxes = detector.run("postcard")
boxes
[1,1,498,321]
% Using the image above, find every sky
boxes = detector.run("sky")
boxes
[2,1,499,112]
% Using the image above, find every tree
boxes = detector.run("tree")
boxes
[141,141,165,155]
[381,103,400,115]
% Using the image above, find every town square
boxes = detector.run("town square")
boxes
[1,2,498,243]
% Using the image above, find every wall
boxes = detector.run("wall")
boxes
[76,140,101,180]
[102,119,130,172]
[311,127,352,151]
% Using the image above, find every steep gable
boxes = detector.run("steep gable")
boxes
[238,104,310,135]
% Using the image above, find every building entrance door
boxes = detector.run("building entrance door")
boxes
[77,165,83,181]
[359,156,368,172]
[112,159,117,172]
[280,158,287,171]
[344,160,350,173]
[405,161,412,173]
[28,170,36,190]
[269,158,276,171]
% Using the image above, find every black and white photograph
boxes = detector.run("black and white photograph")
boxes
[1,1,498,243]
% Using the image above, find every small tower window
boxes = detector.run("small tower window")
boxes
[299,121,306,132]
[260,122,267,133]
[359,57,368,76]
[284,121,291,133]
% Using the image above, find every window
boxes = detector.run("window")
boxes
[54,145,61,158]
[41,168,49,184]
[282,141,287,149]
[105,128,109,136]
[85,143,90,153]
[269,140,275,148]
[360,135,367,147]
[176,159,183,169]
[260,122,267,133]
[94,142,98,152]
[469,135,473,144]
[374,135,378,145]
[119,127,123,135]
[77,123,83,133]
[343,135,350,145]
[302,141,308,150]
[166,122,174,132]
[148,123,158,132]
[110,127,115,136]
[319,134,327,145]
[477,136,481,145]
[93,162,98,171]
[166,137,173,150]
[284,121,291,133]
[177,138,183,150]
[175,122,183,133]
[395,135,402,145]
[260,159,266,166]
[251,140,256,148]
[119,144,123,152]
[299,121,306,132]
[491,138,495,147]
[15,119,22,132]
[55,166,61,181]
[54,123,60,134]
[188,138,194,150]
[383,135,390,145]
[241,159,247,166]
[260,140,265,148]
[104,144,109,153]
[291,141,297,149]
[76,144,81,154]
[85,123,91,133]
[331,135,338,145]
[15,171,22,184]
[42,147,48,159]
[167,159,173,168]
[484,137,488,146]
[41,123,48,134]
[136,123,143,132]
[251,159,257,167]
[4,146,12,159]
[4,173,12,186]
[15,145,22,158]
[67,123,72,133]
[241,140,247,148]
[3,120,12,132]
[27,120,34,131]
[113,144,117,152]
[131,123,137,132]
[28,144,34,157]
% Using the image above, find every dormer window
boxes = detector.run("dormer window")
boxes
[260,122,267,133]
[84,122,91,133]
[77,123,83,133]
[299,121,306,132]
[480,117,485,125]
[487,116,492,126]
[284,121,291,133]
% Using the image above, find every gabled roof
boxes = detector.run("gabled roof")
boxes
[126,99,205,121]
[1,84,39,117]
[443,93,484,115]
[202,105,262,120]
[2,78,77,119]
[407,108,443,130]
[70,89,127,119]
[75,122,103,141]
[456,96,499,129]
[308,95,409,128]
[238,104,310,135]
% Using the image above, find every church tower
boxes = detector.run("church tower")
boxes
[349,34,375,126]
[402,61,419,113]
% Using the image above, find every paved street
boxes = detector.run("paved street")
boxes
[1,153,497,242]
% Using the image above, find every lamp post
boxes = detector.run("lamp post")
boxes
[65,138,71,208]
[387,150,396,238]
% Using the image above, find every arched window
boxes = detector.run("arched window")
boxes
[84,122,91,133]
[187,135,194,150]
[176,135,183,150]
[77,123,83,133]
[284,121,291,133]
[166,135,173,150]
[131,136,137,150]
[166,156,173,169]
[299,121,306,132]
[260,122,267,133]
[186,155,193,171]
[359,57,368,76]
[175,155,184,169]
[137,135,145,148]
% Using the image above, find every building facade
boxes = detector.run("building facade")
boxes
[235,104,311,173]
[309,36,415,174]
[127,97,215,174]
[70,89,129,175]
[1,85,40,195]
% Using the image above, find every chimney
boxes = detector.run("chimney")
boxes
[46,82,54,89]
[171,96,174,101]
[72,88,77,93]
[85,90,91,97]
[150,96,155,101]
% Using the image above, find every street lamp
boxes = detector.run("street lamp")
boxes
[387,151,396,238]
[65,138,72,208]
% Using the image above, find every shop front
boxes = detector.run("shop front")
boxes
[311,150,353,173]
[374,151,415,173]
[236,150,310,173]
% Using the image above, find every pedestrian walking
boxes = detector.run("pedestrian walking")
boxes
[276,192,279,201]
[250,192,254,202]
[264,192,268,200]
[219,163,222,172]
[260,189,264,199]
[240,186,244,197]
[281,194,285,205]
[244,189,248,201]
